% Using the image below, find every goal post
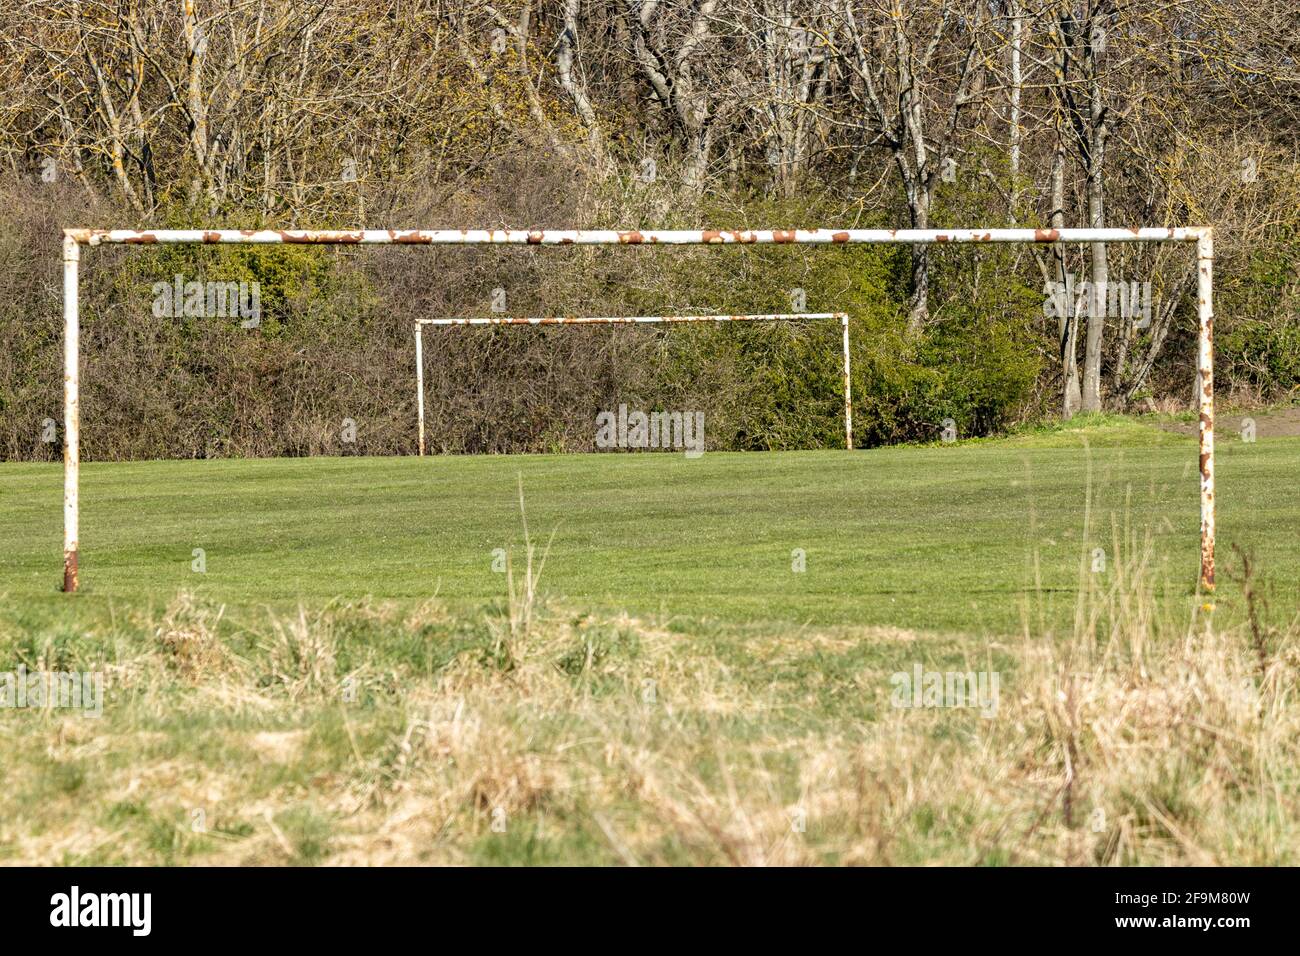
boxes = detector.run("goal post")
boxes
[413,313,853,458]
[58,226,1216,593]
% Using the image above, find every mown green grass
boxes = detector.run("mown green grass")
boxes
[2,424,1297,635]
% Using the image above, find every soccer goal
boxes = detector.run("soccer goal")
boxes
[58,227,1217,593]
[414,312,852,457]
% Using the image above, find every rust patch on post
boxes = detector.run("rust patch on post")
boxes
[832,232,850,243]
[123,233,157,244]
[63,550,78,593]
[277,231,358,244]
[618,231,645,244]
[1034,228,1060,242]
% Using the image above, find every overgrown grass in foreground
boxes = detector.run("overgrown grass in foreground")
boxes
[0,537,1295,865]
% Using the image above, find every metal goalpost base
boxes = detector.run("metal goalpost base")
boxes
[414,313,853,458]
[59,226,1216,593]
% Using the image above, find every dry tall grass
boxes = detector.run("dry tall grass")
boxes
[1,542,1295,865]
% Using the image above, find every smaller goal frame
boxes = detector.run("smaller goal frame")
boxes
[414,313,853,456]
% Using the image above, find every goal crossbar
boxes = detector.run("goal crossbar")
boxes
[413,313,852,458]
[58,226,1216,593]
[415,313,845,325]
[66,227,1205,245]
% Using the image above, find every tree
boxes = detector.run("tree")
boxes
[838,0,992,333]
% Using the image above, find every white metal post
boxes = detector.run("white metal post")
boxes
[62,235,80,592]
[1196,230,1215,591]
[842,314,853,450]
[414,323,426,457]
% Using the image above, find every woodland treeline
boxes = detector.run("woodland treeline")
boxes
[0,0,1296,459]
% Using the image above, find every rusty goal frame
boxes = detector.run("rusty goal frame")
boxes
[414,312,852,457]
[59,227,1216,593]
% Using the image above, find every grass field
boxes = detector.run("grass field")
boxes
[3,425,1297,631]
[1,419,1297,865]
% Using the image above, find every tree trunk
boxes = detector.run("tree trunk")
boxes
[1081,193,1107,412]
[907,187,930,334]
[1080,14,1109,413]
[1008,0,1022,215]
[1051,132,1081,417]
[555,0,610,173]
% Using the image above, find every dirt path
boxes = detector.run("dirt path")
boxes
[1158,406,1300,439]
